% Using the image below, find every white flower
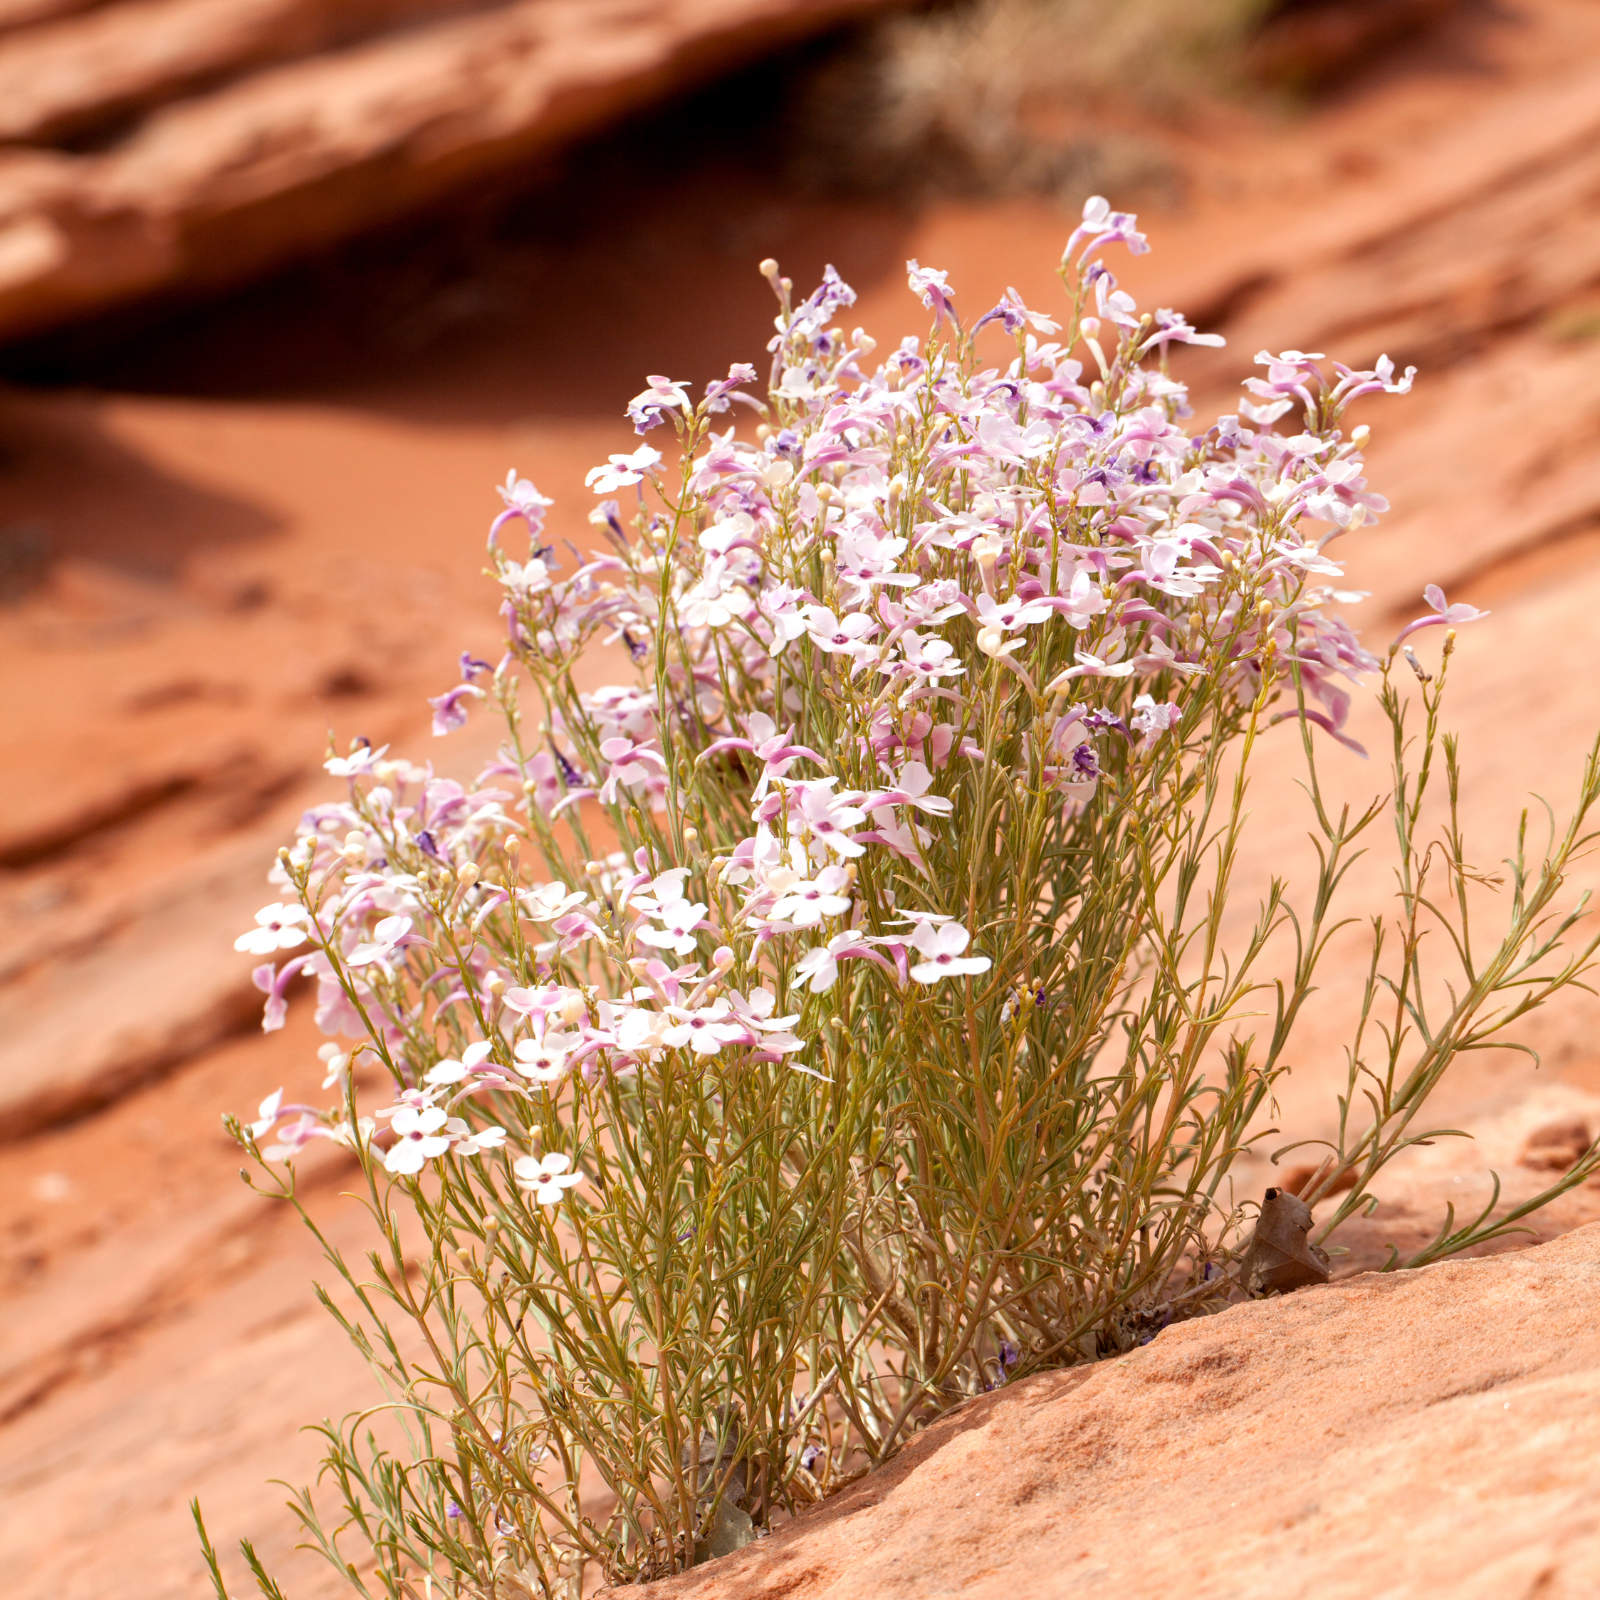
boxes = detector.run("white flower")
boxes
[453,1124,507,1157]
[514,1034,572,1084]
[517,882,588,921]
[802,605,880,668]
[769,865,853,928]
[663,999,746,1057]
[636,895,708,956]
[499,471,553,515]
[615,1006,672,1055]
[385,1105,453,1174]
[249,1087,285,1138]
[325,742,389,777]
[235,902,309,955]
[791,930,878,994]
[908,921,992,985]
[514,1151,584,1207]
[347,914,416,969]
[585,445,662,495]
[425,1039,494,1086]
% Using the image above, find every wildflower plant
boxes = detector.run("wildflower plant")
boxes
[214,198,1600,1598]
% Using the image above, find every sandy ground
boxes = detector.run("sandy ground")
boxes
[5,2,1600,1594]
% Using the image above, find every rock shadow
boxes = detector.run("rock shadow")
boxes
[0,388,282,597]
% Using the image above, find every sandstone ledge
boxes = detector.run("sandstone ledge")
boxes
[630,1224,1600,1600]
[0,0,897,345]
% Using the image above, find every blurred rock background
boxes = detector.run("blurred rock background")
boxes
[3,1,1600,1595]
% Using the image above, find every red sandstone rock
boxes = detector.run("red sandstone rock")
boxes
[1521,1116,1594,1172]
[625,1224,1600,1600]
[0,0,899,341]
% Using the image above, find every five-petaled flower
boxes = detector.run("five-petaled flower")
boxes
[515,1152,584,1206]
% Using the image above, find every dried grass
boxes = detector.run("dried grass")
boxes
[786,0,1273,200]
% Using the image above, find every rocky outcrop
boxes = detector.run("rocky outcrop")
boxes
[0,0,897,343]
[628,1224,1600,1600]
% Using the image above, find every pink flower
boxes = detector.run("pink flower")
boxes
[976,592,1052,632]
[262,1114,334,1164]
[791,930,895,993]
[1131,694,1181,742]
[249,1088,285,1137]
[863,761,953,819]
[496,472,554,538]
[325,742,389,778]
[516,882,588,922]
[425,1040,496,1086]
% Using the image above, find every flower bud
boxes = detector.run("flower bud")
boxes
[456,863,480,891]
[712,945,736,971]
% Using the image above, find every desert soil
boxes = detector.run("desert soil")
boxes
[5,1,1600,1595]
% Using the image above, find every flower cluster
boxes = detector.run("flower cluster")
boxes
[236,197,1433,1185]
[228,199,1554,1597]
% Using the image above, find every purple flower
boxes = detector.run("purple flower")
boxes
[429,683,485,737]
[459,653,494,682]
[973,287,1060,338]
[626,377,691,434]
